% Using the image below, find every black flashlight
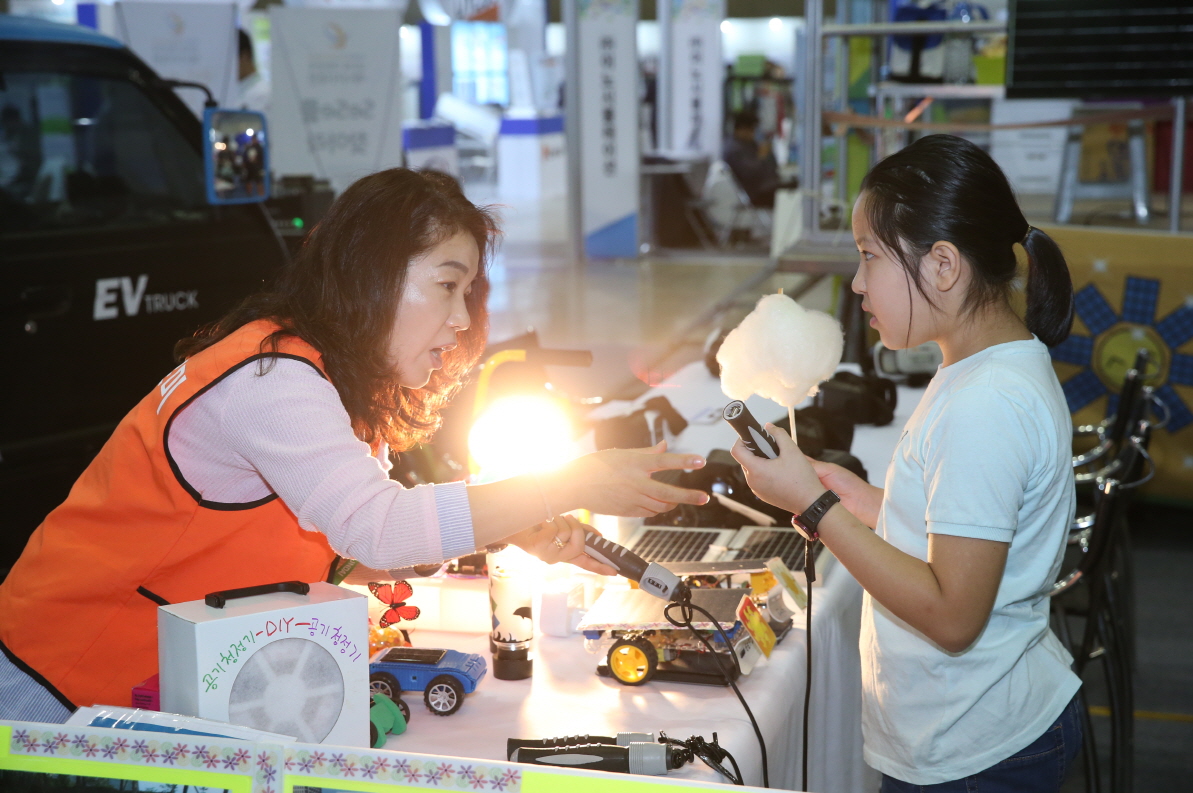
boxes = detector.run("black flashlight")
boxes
[722,400,780,459]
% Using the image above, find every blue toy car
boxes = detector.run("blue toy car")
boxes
[369,647,487,717]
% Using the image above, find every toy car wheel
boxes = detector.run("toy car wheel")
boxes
[370,722,380,748]
[370,672,400,700]
[396,698,411,723]
[608,637,657,686]
[424,675,464,716]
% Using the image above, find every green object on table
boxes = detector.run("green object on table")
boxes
[370,692,407,746]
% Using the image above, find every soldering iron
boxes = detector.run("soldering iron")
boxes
[582,532,687,601]
[579,508,770,785]
[507,731,743,784]
[509,741,684,776]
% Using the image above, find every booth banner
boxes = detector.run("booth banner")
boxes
[418,0,499,23]
[1043,225,1193,500]
[578,0,639,259]
[269,7,405,193]
[668,0,724,157]
[114,1,239,118]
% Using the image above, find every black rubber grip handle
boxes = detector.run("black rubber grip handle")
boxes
[515,744,632,772]
[722,400,780,459]
[508,735,616,758]
[583,531,649,582]
[526,348,594,367]
[205,581,310,609]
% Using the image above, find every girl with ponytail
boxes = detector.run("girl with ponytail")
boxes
[735,135,1083,791]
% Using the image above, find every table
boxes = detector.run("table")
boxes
[386,364,924,791]
[382,553,866,792]
[639,156,712,253]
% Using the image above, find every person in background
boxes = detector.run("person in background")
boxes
[721,109,795,209]
[237,29,270,115]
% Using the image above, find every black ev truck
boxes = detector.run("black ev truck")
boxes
[1,16,289,573]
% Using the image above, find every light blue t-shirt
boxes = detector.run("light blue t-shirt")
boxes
[861,337,1081,784]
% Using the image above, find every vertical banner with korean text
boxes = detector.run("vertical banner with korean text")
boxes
[668,0,724,157]
[269,7,405,193]
[115,2,239,118]
[577,0,639,259]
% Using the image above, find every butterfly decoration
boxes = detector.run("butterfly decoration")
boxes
[368,580,421,628]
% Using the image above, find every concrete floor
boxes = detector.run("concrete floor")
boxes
[472,184,839,402]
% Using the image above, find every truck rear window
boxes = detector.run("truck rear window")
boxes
[0,71,206,235]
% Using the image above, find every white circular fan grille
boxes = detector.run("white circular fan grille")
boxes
[227,637,344,742]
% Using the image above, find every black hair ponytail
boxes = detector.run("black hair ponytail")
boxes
[860,134,1074,347]
[1022,226,1074,347]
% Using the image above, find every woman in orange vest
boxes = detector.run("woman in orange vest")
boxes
[0,169,708,721]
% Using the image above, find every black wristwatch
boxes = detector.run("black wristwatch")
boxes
[791,490,840,541]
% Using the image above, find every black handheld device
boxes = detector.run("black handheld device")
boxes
[509,742,683,775]
[507,732,655,758]
[583,532,687,602]
[722,400,780,459]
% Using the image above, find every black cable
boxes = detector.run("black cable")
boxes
[658,731,744,785]
[724,744,744,785]
[802,538,817,792]
[664,590,769,788]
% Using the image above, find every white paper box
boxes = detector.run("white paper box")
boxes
[159,582,368,747]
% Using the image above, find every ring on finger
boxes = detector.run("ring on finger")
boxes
[551,535,566,549]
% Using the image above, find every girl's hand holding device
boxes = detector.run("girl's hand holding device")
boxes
[729,423,825,517]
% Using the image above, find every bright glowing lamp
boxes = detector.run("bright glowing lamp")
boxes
[768,17,783,31]
[468,395,578,483]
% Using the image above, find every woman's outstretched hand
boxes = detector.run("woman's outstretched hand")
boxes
[507,514,618,575]
[547,441,709,517]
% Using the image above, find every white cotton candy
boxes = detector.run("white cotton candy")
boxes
[716,294,844,407]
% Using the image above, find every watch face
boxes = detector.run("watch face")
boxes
[790,518,814,541]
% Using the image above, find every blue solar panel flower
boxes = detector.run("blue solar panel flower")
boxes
[1050,276,1193,431]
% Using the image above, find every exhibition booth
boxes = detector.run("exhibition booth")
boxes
[1,1,1191,792]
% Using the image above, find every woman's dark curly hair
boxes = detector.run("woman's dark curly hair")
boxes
[176,168,499,450]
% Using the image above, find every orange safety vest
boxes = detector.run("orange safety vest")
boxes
[0,321,339,710]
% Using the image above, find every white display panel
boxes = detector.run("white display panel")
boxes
[667,0,724,158]
[577,0,639,258]
[269,6,406,192]
[114,1,239,118]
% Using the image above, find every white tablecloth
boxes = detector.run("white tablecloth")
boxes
[383,555,873,792]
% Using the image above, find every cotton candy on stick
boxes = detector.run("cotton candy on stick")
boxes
[716,293,844,444]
